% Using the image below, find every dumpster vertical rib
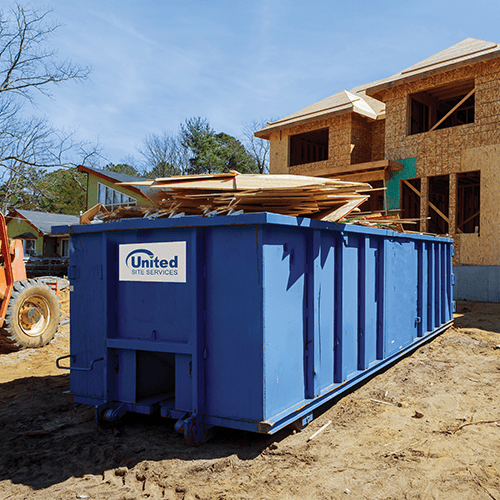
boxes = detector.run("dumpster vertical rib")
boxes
[444,244,452,321]
[308,228,322,398]
[334,232,343,383]
[434,243,441,329]
[357,235,367,370]
[376,237,386,360]
[194,227,208,437]
[427,242,435,333]
[417,240,427,337]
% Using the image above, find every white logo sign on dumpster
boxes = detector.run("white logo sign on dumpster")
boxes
[119,242,186,282]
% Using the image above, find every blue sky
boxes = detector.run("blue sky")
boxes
[24,0,500,168]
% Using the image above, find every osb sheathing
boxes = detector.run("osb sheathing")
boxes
[271,114,352,175]
[376,59,500,266]
[350,114,372,165]
[456,144,500,266]
[379,58,500,178]
[419,177,429,233]
[270,113,381,176]
[370,120,385,162]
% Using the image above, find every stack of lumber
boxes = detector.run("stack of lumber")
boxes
[117,172,374,223]
[342,212,428,232]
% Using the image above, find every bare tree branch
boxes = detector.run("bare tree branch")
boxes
[0,3,98,212]
[138,131,188,178]
[0,4,90,100]
[242,119,270,174]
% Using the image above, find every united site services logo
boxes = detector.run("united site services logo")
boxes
[119,242,186,283]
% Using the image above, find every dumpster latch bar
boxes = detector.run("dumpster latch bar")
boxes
[56,355,104,372]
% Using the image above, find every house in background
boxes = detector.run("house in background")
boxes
[256,38,500,301]
[6,209,79,277]
[78,165,156,211]
[6,209,79,258]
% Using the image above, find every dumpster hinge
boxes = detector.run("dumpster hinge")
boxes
[203,348,207,360]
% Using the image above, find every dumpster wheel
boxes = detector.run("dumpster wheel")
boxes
[2,280,60,349]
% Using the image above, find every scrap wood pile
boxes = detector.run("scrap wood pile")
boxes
[81,171,414,230]
[123,172,374,222]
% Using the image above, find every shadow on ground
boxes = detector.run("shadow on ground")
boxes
[454,300,500,333]
[0,374,284,490]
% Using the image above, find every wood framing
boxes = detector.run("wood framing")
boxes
[255,38,500,266]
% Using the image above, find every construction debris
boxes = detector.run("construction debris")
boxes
[84,171,407,229]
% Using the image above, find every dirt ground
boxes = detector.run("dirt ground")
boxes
[1,297,500,500]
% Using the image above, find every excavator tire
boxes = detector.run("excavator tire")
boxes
[2,280,60,349]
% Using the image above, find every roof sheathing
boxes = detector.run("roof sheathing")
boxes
[254,90,382,139]
[366,38,500,100]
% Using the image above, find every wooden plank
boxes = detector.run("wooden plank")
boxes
[312,196,369,222]
[80,203,110,224]
[458,210,480,229]
[328,170,388,183]
[428,88,476,132]
[402,179,462,233]
[306,160,402,178]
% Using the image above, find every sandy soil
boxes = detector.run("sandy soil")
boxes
[1,298,500,500]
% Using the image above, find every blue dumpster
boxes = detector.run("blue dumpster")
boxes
[54,213,454,444]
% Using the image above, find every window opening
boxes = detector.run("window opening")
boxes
[409,79,475,135]
[457,171,480,234]
[61,239,70,258]
[98,183,137,211]
[401,178,421,231]
[289,128,329,167]
[23,239,36,256]
[428,175,449,234]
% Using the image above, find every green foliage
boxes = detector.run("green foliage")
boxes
[143,162,179,179]
[1,168,86,215]
[175,117,257,175]
[103,163,140,176]
[214,132,258,174]
[36,168,86,215]
[180,117,220,175]
[141,118,259,178]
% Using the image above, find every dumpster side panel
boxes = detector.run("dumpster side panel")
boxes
[204,225,265,422]
[261,226,309,420]
[384,238,419,356]
[334,232,361,383]
[113,228,198,344]
[358,234,379,370]
[316,230,336,394]
[107,227,201,409]
[69,232,107,401]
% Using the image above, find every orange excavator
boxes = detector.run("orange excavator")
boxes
[0,213,60,349]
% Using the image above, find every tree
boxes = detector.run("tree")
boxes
[103,163,140,177]
[0,3,98,213]
[36,168,86,215]
[179,117,258,175]
[214,132,257,173]
[140,118,261,178]
[180,117,222,175]
[138,132,187,178]
[242,119,271,174]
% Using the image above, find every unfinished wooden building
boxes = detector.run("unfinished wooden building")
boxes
[255,38,500,301]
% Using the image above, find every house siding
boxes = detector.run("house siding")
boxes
[7,219,43,255]
[86,174,153,209]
